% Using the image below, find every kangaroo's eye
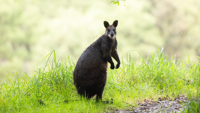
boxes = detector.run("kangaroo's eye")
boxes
[107,30,110,32]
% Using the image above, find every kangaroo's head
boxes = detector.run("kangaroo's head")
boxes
[104,20,118,39]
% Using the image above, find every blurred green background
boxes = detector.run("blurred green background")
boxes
[0,0,200,83]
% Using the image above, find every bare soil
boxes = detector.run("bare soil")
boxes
[112,95,188,113]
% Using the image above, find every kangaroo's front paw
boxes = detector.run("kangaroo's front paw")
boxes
[110,64,115,69]
[116,63,120,69]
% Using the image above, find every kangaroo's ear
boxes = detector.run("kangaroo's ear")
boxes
[104,21,110,28]
[112,20,118,27]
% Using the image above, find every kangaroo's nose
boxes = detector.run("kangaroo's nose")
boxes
[111,34,114,37]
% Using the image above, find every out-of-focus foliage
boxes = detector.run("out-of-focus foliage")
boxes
[0,0,200,83]
[107,0,126,5]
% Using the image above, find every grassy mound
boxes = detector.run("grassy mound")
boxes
[0,50,199,113]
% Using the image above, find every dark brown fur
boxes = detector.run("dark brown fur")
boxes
[73,20,120,102]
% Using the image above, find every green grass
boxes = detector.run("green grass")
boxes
[0,50,200,113]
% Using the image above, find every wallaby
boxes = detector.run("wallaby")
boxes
[73,20,120,102]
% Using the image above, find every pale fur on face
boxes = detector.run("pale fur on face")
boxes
[105,26,116,39]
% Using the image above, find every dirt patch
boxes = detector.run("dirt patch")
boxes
[115,95,188,113]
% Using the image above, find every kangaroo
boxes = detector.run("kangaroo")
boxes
[73,20,120,102]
